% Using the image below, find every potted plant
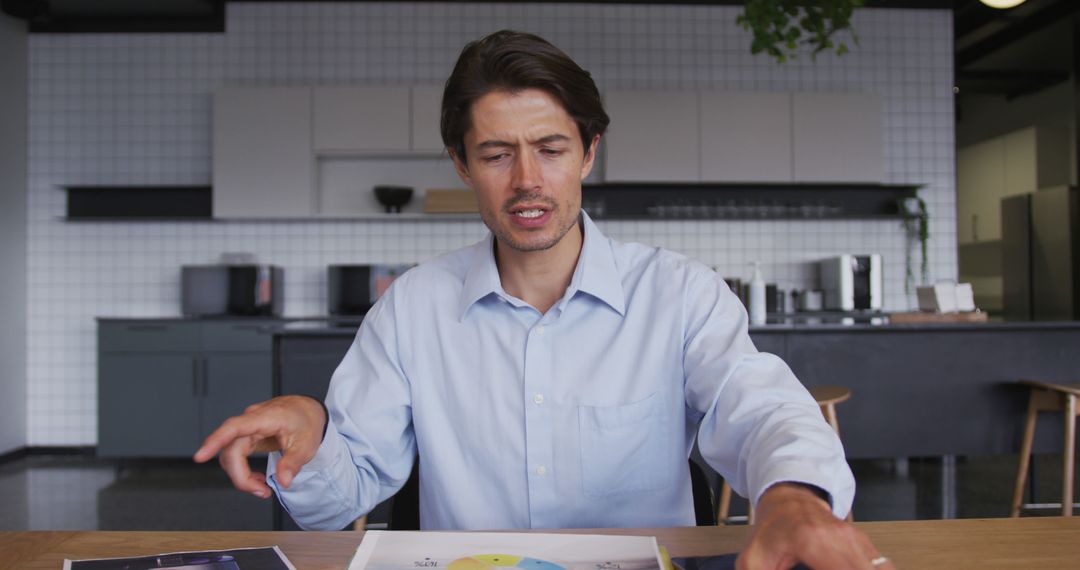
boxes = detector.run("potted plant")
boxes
[900,196,930,293]
[737,0,864,63]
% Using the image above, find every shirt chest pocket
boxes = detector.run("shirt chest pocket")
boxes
[578,392,674,497]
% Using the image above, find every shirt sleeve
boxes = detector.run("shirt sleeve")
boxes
[683,269,855,519]
[266,287,417,530]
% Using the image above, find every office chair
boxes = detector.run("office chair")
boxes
[385,458,717,529]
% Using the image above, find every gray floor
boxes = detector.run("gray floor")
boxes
[0,453,1073,530]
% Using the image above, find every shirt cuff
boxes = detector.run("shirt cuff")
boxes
[752,463,854,519]
[771,481,832,508]
[267,418,346,486]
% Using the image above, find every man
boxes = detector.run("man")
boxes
[195,30,893,570]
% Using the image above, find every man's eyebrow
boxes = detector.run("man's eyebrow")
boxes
[474,134,572,152]
[532,134,571,145]
[475,139,515,151]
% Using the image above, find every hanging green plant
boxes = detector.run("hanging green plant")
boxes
[736,0,864,64]
[899,196,930,293]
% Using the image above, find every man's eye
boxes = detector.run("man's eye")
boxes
[482,153,508,163]
[541,148,565,156]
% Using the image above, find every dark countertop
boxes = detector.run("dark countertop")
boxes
[259,313,1080,336]
[750,316,1080,332]
[97,315,366,325]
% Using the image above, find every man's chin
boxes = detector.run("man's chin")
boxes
[499,234,559,253]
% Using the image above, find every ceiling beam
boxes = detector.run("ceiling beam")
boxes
[956,68,1070,99]
[957,0,1080,69]
[954,0,1016,39]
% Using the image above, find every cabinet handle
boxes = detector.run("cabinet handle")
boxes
[232,324,272,334]
[202,358,209,396]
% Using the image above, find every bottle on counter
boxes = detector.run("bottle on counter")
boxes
[748,261,766,325]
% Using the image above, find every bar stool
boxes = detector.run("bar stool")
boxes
[1010,379,1080,517]
[718,385,852,524]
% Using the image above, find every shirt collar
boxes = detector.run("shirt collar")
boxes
[458,211,627,321]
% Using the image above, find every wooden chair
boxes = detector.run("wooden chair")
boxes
[718,385,853,524]
[1010,379,1080,517]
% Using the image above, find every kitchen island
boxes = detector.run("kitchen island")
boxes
[275,319,1080,459]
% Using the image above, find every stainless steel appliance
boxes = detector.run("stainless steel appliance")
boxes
[181,265,283,317]
[328,264,411,315]
[1002,186,1080,320]
[819,254,882,311]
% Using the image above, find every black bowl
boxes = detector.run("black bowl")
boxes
[374,185,414,213]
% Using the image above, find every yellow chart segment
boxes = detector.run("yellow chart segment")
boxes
[449,555,565,570]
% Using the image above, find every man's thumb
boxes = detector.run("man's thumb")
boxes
[276,455,302,488]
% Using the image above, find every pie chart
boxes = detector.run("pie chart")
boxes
[448,554,565,570]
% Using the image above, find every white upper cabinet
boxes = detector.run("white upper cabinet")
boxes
[213,87,314,218]
[700,92,793,182]
[411,85,446,153]
[603,90,700,183]
[604,90,882,184]
[313,87,411,152]
[792,93,882,183]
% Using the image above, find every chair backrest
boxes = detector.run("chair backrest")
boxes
[388,459,421,530]
[689,458,717,526]
[386,457,718,529]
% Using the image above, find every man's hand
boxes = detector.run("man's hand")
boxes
[737,483,896,570]
[193,395,327,499]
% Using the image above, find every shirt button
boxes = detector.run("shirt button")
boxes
[536,325,546,335]
[535,465,547,476]
[533,393,544,405]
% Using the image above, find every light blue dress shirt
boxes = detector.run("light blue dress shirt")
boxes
[268,212,854,530]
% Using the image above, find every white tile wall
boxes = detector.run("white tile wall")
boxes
[26,3,956,445]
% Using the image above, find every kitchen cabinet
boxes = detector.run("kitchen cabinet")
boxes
[700,92,792,182]
[277,321,1080,459]
[957,126,1071,244]
[411,85,446,153]
[213,85,450,219]
[213,88,314,218]
[313,87,411,152]
[603,90,700,183]
[791,93,882,183]
[97,320,276,457]
[604,90,881,184]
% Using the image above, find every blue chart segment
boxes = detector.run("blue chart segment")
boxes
[449,555,566,570]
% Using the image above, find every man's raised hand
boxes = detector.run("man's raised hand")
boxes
[193,395,327,499]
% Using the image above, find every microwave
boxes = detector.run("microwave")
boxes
[820,254,882,311]
[181,265,284,317]
[327,264,411,315]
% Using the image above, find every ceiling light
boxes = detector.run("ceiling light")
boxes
[979,0,1026,8]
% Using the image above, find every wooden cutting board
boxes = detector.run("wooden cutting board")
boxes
[424,189,478,213]
[888,311,989,324]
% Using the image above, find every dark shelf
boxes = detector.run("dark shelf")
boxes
[581,182,920,220]
[64,186,212,220]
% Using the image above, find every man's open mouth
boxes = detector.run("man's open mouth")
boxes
[513,208,546,218]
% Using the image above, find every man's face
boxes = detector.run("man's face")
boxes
[451,88,598,254]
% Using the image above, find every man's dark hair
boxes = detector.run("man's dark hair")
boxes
[441,30,610,162]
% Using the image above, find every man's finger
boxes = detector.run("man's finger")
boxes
[194,414,275,463]
[218,437,272,498]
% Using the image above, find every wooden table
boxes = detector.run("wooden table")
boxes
[4,518,1080,569]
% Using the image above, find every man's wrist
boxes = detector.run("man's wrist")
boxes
[304,396,329,442]
[764,481,833,509]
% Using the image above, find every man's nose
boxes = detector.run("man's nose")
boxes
[511,151,541,192]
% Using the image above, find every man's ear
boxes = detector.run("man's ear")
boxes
[449,149,474,187]
[579,135,601,180]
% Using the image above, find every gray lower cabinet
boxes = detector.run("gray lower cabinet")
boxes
[97,320,276,458]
